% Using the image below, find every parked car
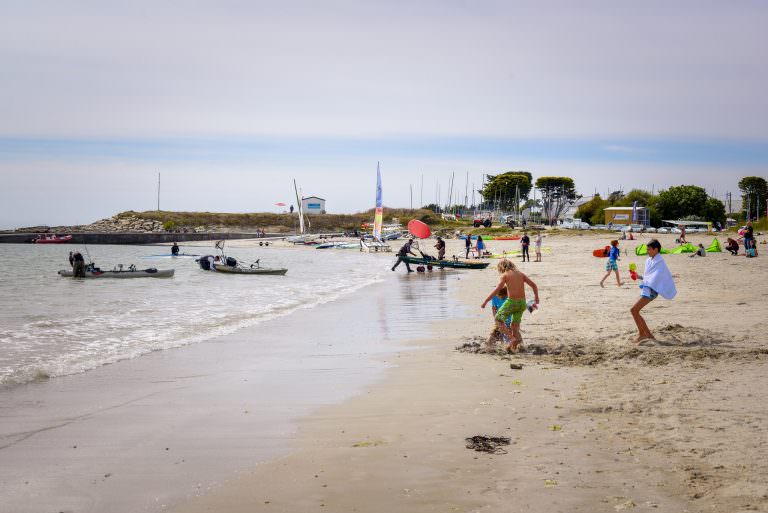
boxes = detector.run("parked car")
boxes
[559,218,591,230]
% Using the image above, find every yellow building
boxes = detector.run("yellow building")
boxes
[604,206,649,226]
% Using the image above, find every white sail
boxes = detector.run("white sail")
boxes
[293,179,305,234]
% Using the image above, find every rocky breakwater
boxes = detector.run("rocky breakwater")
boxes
[82,214,166,233]
[14,214,219,234]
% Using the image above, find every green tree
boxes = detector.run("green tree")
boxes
[575,194,609,225]
[738,176,768,219]
[480,171,532,210]
[656,185,709,221]
[702,197,726,225]
[535,177,578,225]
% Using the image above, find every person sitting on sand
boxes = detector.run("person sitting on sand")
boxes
[489,285,512,345]
[689,243,706,258]
[600,240,623,288]
[726,238,739,256]
[631,239,677,342]
[434,236,446,260]
[481,259,539,353]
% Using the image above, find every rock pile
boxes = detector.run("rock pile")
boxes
[82,214,165,233]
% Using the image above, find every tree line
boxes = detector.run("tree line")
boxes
[424,171,766,227]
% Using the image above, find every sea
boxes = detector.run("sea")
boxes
[0,243,398,386]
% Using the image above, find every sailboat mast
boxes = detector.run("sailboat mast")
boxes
[293,179,305,235]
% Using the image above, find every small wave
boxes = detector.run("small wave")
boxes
[0,267,386,387]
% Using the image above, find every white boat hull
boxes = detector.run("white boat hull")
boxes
[58,268,175,278]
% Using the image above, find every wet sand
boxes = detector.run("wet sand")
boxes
[174,232,767,513]
[0,268,462,513]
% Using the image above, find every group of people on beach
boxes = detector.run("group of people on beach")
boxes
[482,236,678,353]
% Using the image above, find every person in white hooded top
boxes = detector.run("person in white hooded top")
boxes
[630,239,677,342]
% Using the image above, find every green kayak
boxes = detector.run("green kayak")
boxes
[402,256,490,270]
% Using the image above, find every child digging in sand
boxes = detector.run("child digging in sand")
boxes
[481,259,539,352]
[630,239,677,342]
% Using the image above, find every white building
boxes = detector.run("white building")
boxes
[301,196,326,214]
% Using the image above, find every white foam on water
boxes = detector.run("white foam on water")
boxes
[0,244,389,386]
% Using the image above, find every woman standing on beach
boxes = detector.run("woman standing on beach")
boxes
[474,235,485,258]
[534,232,543,262]
[631,239,677,342]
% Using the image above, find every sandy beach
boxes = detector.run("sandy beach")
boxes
[172,233,767,513]
[2,232,765,513]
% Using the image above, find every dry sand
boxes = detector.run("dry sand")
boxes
[173,231,767,513]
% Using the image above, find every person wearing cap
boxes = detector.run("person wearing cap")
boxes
[392,239,417,272]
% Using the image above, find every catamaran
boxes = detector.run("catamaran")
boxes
[360,163,392,253]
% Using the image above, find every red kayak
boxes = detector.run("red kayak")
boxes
[33,234,73,244]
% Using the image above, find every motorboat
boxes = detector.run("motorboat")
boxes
[59,264,174,278]
[34,234,73,244]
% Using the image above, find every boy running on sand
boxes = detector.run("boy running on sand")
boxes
[600,240,623,288]
[482,259,539,352]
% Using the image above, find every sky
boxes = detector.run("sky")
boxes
[1,0,767,228]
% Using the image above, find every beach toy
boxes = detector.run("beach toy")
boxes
[629,263,638,281]
[592,245,610,258]
[526,300,539,313]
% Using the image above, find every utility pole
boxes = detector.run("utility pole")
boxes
[157,172,161,211]
[464,171,469,209]
[410,184,413,210]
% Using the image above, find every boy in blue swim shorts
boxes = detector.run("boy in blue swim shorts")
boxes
[600,240,623,288]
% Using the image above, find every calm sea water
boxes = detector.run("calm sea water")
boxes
[0,243,393,386]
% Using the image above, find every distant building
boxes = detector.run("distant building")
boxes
[301,196,326,214]
[604,206,649,226]
[562,195,594,221]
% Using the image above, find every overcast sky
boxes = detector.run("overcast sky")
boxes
[1,0,767,228]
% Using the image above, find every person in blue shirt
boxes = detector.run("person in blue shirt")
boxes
[600,240,623,288]
[488,285,512,345]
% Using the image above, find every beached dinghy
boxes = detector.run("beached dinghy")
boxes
[58,266,174,278]
[212,263,287,275]
[401,255,490,270]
